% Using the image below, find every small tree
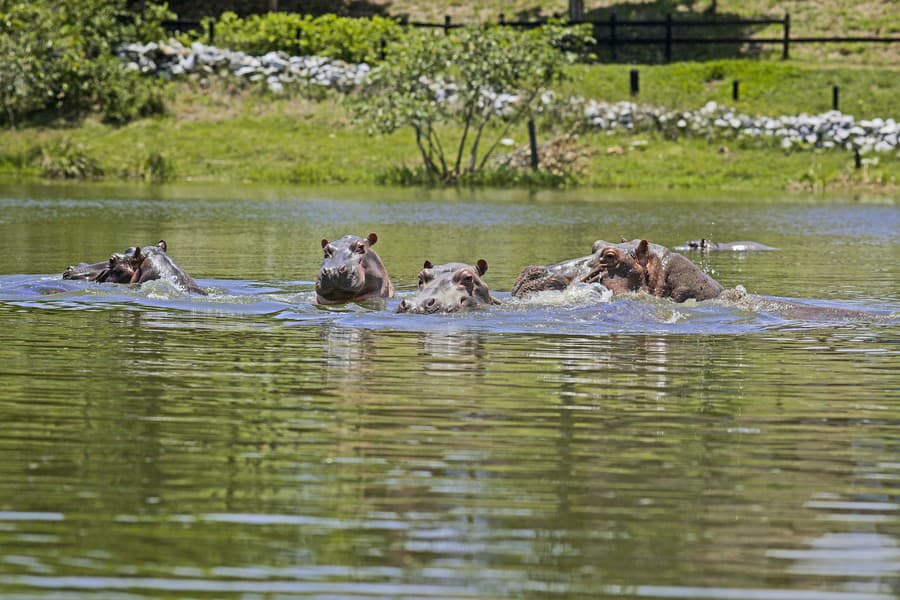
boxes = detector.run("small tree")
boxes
[355,25,586,183]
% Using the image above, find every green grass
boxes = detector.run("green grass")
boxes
[1,61,897,194]
[562,61,899,119]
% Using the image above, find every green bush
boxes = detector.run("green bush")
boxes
[0,0,170,127]
[38,139,104,180]
[212,12,403,63]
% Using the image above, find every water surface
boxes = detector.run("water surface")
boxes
[0,183,897,599]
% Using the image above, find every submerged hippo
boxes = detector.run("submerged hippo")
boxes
[512,239,722,302]
[592,239,724,302]
[674,239,776,252]
[316,233,393,305]
[63,240,206,295]
[397,260,500,314]
[63,241,169,283]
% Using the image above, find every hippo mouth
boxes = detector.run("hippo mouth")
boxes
[397,295,482,314]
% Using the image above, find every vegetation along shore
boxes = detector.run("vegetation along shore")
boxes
[1,1,898,193]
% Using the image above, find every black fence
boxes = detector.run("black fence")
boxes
[161,12,900,63]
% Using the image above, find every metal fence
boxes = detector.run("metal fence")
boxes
[161,12,900,63]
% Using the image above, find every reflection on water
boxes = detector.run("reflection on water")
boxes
[0,185,898,599]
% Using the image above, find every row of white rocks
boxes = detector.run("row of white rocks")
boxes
[579,99,898,153]
[117,40,371,92]
[117,40,898,154]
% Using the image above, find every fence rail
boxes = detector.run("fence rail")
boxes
[159,12,900,63]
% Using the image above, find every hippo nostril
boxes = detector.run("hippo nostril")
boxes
[338,265,348,274]
[426,298,436,307]
[398,300,409,312]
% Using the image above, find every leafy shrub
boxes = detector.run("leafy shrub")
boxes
[212,12,403,63]
[0,0,170,127]
[38,140,104,179]
[356,25,588,183]
[124,151,176,182]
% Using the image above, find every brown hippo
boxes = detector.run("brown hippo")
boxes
[397,260,500,314]
[591,239,724,302]
[674,239,776,252]
[63,241,206,295]
[513,239,722,302]
[63,241,168,284]
[316,233,393,305]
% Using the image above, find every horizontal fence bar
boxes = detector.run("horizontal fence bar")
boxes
[790,36,900,43]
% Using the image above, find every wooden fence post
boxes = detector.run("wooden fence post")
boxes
[665,13,673,62]
[732,80,739,101]
[444,15,451,35]
[207,18,215,44]
[499,13,505,25]
[782,13,790,59]
[832,85,840,111]
[609,12,618,61]
[528,119,539,171]
[630,69,639,96]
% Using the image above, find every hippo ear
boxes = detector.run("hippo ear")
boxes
[321,239,329,249]
[476,259,488,276]
[367,233,378,246]
[130,246,144,265]
[635,240,650,259]
[157,240,167,252]
[620,236,627,243]
[423,260,433,269]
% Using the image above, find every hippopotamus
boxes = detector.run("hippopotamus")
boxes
[397,260,500,314]
[512,239,722,302]
[63,240,206,295]
[316,233,393,305]
[591,239,724,302]
[62,241,169,283]
[673,239,776,252]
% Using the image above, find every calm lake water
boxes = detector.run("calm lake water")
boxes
[0,182,897,599]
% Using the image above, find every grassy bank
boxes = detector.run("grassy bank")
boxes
[1,60,897,193]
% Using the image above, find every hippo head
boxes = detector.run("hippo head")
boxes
[586,239,658,296]
[62,241,168,283]
[510,265,572,297]
[397,260,498,314]
[674,239,710,252]
[316,233,393,305]
[63,259,114,281]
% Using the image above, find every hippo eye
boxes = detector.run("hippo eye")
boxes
[354,243,366,254]
[418,272,432,287]
[323,246,333,258]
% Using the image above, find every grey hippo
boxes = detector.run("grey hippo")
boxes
[673,239,776,252]
[62,240,206,295]
[316,233,393,305]
[397,260,500,314]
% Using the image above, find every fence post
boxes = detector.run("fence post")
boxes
[732,80,739,101]
[832,85,840,111]
[207,18,215,44]
[782,13,790,60]
[630,69,639,96]
[665,13,673,62]
[444,15,451,35]
[499,13,505,25]
[610,12,618,61]
[528,119,539,171]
